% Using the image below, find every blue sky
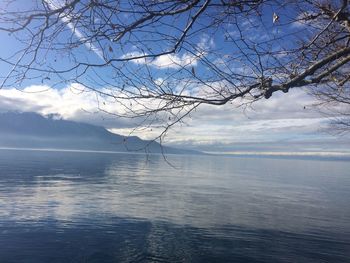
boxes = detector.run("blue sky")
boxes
[0,0,349,154]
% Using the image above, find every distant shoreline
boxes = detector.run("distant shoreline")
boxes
[1,147,349,161]
[0,147,202,156]
[205,150,350,157]
[203,151,350,161]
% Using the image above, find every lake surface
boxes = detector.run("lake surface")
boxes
[0,149,349,262]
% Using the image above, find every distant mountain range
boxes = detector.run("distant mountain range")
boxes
[0,112,198,154]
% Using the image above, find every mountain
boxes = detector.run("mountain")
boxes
[0,112,198,154]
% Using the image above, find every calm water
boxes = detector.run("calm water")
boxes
[0,149,350,262]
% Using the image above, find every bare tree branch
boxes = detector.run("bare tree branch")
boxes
[0,0,349,139]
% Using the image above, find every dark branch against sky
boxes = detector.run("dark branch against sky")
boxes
[0,0,349,153]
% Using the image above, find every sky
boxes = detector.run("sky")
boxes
[0,0,349,155]
[1,83,349,155]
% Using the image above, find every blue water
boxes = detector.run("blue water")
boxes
[0,149,349,262]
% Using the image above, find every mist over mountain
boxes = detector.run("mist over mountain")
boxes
[0,112,196,154]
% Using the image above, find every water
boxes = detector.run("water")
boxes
[0,149,349,262]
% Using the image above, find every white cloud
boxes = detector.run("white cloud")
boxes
[152,53,198,68]
[160,89,339,148]
[122,34,214,69]
[0,84,95,117]
[0,84,192,131]
[0,84,346,153]
[0,84,138,129]
[121,51,199,69]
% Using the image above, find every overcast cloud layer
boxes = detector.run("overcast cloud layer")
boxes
[0,84,349,154]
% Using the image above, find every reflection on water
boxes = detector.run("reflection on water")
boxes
[0,149,350,262]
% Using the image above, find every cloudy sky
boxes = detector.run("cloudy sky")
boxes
[0,1,349,155]
[1,83,349,154]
